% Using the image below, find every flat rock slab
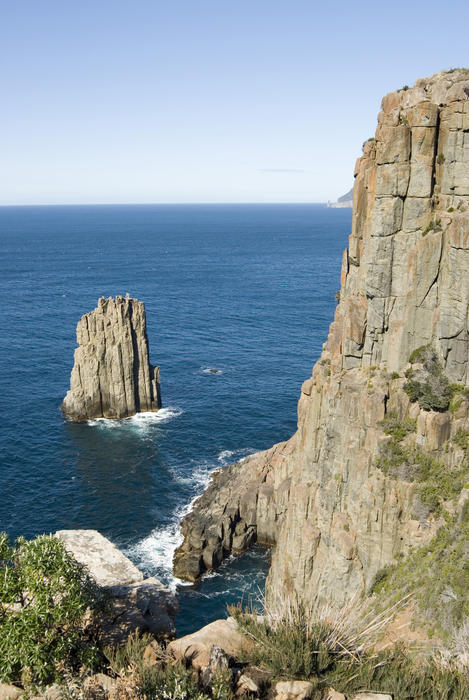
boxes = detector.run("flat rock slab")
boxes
[0,684,22,700]
[348,694,393,700]
[56,529,177,644]
[275,680,314,700]
[324,690,345,700]
[56,529,143,587]
[167,617,251,669]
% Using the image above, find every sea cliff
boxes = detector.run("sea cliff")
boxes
[174,69,469,622]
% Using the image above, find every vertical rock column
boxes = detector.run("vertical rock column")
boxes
[62,295,161,421]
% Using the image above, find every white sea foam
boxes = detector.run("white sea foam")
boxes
[126,522,185,591]
[127,494,198,591]
[217,447,256,465]
[86,406,182,431]
[128,445,257,588]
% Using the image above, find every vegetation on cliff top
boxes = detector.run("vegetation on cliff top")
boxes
[106,632,233,700]
[231,595,469,699]
[0,533,105,686]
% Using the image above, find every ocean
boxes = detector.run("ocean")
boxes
[0,203,351,634]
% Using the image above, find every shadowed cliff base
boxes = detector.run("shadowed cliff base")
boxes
[62,295,161,421]
[173,68,469,643]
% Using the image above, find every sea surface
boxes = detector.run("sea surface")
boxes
[0,203,351,634]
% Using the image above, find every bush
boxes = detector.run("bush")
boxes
[372,515,469,641]
[404,346,452,411]
[231,596,469,698]
[376,408,467,515]
[230,591,403,682]
[0,533,105,685]
[379,411,416,441]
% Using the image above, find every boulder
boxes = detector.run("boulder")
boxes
[167,617,251,669]
[0,685,22,700]
[84,673,120,697]
[324,690,345,700]
[237,673,260,694]
[274,680,314,700]
[99,576,177,645]
[347,691,392,700]
[348,694,393,700]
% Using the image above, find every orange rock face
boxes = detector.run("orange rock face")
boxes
[174,70,469,611]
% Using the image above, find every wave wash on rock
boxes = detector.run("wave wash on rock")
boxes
[173,69,469,614]
[62,295,161,421]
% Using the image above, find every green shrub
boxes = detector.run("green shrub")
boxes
[404,346,452,411]
[231,601,469,698]
[454,428,469,452]
[0,533,105,685]
[330,645,469,699]
[422,219,442,236]
[372,515,469,640]
[376,405,467,515]
[370,565,396,593]
[437,153,446,165]
[409,345,430,364]
[379,411,416,441]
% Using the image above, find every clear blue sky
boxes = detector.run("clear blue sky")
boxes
[1,1,468,205]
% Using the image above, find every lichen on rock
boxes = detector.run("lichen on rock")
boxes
[62,295,161,421]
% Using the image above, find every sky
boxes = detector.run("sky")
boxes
[1,1,468,205]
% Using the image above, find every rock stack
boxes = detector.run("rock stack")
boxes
[62,295,161,421]
[173,69,469,612]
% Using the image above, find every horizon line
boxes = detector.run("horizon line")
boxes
[0,200,338,209]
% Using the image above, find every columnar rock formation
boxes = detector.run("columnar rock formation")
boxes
[174,69,469,611]
[62,295,161,421]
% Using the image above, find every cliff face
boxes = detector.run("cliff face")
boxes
[174,69,469,612]
[62,295,161,421]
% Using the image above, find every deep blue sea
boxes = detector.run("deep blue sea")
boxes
[0,203,351,634]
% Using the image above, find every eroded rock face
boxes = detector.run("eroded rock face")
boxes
[62,295,161,421]
[173,69,469,609]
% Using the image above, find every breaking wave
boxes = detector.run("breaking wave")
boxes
[86,406,183,431]
[127,445,257,589]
